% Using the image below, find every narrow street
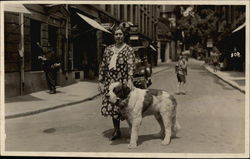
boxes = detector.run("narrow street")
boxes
[5,59,245,153]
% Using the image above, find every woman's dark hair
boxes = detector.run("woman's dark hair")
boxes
[112,26,125,35]
[112,25,129,43]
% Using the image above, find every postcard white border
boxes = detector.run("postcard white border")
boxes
[0,0,249,158]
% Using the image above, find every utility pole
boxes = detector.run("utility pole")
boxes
[65,4,69,73]
[19,13,25,95]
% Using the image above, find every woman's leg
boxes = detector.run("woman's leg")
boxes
[110,117,121,140]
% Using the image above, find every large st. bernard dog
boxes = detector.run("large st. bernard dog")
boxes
[107,82,180,149]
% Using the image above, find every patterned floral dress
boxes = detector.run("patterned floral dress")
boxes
[99,44,135,120]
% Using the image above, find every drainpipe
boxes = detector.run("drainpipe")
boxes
[65,4,69,76]
[19,13,24,95]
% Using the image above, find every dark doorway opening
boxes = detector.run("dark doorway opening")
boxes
[48,25,58,54]
[30,19,42,71]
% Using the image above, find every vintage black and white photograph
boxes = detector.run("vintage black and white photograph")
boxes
[0,0,249,158]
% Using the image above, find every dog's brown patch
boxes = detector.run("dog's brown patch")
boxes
[142,91,153,113]
[148,89,163,96]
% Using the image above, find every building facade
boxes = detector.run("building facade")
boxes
[194,5,246,71]
[215,5,245,72]
[157,5,178,62]
[4,4,75,97]
[68,4,161,79]
[4,4,161,97]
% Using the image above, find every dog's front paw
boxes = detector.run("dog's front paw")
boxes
[161,139,170,146]
[128,143,137,149]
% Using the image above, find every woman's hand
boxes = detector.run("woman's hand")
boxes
[98,83,104,93]
[38,56,46,61]
[54,63,61,67]
[127,78,134,89]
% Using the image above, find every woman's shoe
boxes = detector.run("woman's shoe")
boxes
[110,129,121,140]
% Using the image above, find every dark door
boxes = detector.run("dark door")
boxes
[30,19,41,71]
[48,25,58,53]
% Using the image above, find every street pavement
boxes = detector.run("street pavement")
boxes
[4,58,246,156]
[5,58,245,119]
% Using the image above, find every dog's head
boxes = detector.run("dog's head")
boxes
[107,82,131,104]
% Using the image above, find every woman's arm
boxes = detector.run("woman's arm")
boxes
[99,48,108,84]
[127,48,135,80]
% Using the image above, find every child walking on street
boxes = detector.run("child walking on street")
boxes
[210,47,219,72]
[175,55,187,95]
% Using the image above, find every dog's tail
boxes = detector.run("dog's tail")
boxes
[175,120,181,132]
[172,120,181,138]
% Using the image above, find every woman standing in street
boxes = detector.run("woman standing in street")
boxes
[98,26,135,140]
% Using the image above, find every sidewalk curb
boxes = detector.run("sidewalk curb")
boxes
[153,66,170,74]
[5,66,170,119]
[5,93,102,119]
[203,64,245,94]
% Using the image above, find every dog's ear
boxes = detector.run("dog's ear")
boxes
[121,84,131,99]
[113,83,131,100]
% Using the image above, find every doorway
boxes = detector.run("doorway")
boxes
[30,19,42,71]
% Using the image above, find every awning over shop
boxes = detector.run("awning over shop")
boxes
[77,12,111,34]
[45,4,70,17]
[232,23,245,33]
[4,4,32,14]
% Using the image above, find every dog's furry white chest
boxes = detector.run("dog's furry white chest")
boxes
[127,88,146,115]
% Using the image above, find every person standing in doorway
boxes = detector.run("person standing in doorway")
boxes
[37,42,61,94]
[175,55,187,95]
[98,26,135,140]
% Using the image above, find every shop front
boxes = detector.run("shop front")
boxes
[4,4,74,97]
[216,23,245,72]
[69,5,111,80]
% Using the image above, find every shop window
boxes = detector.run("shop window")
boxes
[114,5,118,18]
[120,5,124,20]
[140,11,143,32]
[105,5,111,13]
[127,5,131,21]
[133,6,136,23]
[30,19,42,71]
